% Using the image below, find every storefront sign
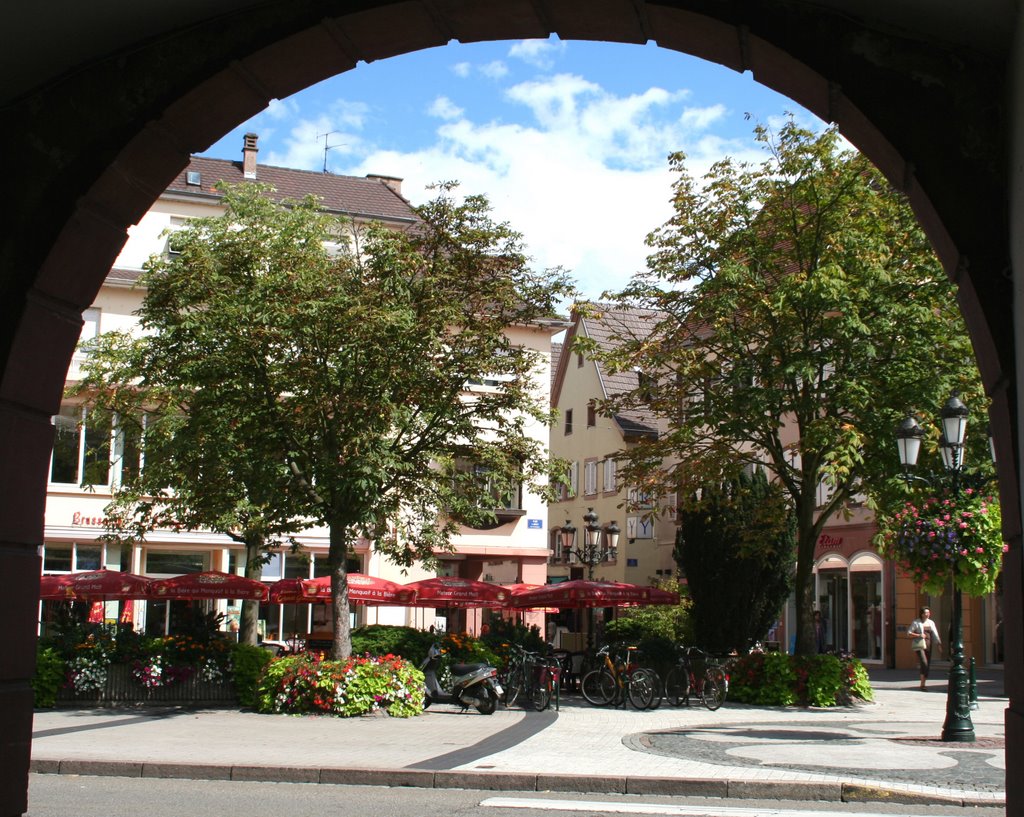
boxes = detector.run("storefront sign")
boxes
[71,511,109,527]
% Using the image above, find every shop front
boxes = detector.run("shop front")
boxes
[812,524,887,664]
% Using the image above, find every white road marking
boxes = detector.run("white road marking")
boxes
[481,797,903,817]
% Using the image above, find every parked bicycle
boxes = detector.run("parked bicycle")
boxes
[504,643,561,711]
[580,644,661,710]
[663,645,728,711]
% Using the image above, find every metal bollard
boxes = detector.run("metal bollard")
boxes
[969,656,979,710]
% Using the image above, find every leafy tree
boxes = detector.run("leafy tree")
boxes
[585,118,984,655]
[675,468,795,654]
[75,182,574,658]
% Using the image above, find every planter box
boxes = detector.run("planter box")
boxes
[57,664,236,707]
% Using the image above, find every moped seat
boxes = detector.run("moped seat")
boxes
[452,662,488,675]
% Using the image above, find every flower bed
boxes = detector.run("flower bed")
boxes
[253,653,424,717]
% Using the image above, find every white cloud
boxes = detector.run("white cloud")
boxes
[680,104,727,131]
[265,98,297,120]
[508,39,566,69]
[428,96,464,121]
[452,62,471,78]
[264,114,367,172]
[480,60,509,79]
[266,74,772,300]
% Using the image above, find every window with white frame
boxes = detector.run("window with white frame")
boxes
[568,461,579,498]
[42,542,104,573]
[50,405,111,486]
[584,460,598,496]
[50,405,145,487]
[602,458,617,493]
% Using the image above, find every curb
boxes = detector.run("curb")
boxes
[29,759,1004,808]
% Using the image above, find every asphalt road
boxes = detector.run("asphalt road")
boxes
[26,776,1007,817]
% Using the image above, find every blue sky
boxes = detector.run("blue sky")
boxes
[203,37,821,300]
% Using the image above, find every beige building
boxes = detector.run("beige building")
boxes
[43,135,562,641]
[547,304,1000,669]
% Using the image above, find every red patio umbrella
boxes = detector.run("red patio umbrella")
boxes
[38,574,75,600]
[401,577,511,608]
[149,570,269,601]
[268,574,414,605]
[61,569,153,601]
[508,580,654,609]
[504,583,558,613]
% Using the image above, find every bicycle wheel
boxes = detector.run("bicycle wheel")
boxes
[627,667,657,710]
[701,667,726,711]
[505,666,524,708]
[664,665,690,707]
[531,671,552,711]
[644,668,663,710]
[581,669,616,706]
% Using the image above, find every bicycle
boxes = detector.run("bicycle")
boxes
[663,646,728,711]
[504,644,560,711]
[580,644,661,710]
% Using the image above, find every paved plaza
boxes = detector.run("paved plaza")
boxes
[30,668,1005,807]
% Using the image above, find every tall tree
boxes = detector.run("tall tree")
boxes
[75,182,574,658]
[586,118,984,656]
[675,468,795,654]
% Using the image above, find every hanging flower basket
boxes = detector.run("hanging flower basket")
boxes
[878,488,1005,597]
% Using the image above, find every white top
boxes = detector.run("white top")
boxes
[908,617,941,646]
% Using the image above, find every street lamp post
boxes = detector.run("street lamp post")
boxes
[895,392,983,743]
[559,508,620,647]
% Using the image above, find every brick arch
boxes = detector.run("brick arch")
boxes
[3,4,1018,815]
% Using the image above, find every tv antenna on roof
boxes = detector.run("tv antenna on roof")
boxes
[316,130,345,174]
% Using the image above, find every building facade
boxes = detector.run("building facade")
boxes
[548,304,1000,669]
[43,135,560,641]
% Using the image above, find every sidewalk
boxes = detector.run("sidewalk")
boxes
[29,668,1006,808]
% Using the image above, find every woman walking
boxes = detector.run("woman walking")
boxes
[908,606,942,690]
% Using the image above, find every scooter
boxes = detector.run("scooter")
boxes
[420,642,503,715]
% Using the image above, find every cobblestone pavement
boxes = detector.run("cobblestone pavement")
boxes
[30,668,1006,807]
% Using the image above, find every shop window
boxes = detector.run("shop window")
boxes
[43,544,72,572]
[261,552,284,581]
[75,546,103,571]
[145,550,206,575]
[284,552,312,579]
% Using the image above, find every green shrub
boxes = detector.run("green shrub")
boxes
[729,652,873,707]
[351,625,435,665]
[232,643,274,707]
[254,652,423,717]
[32,646,65,708]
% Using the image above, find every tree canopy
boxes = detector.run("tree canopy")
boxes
[584,118,985,655]
[675,468,795,654]
[75,182,574,657]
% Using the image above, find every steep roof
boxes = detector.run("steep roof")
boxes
[553,302,666,440]
[165,156,419,225]
[550,342,563,394]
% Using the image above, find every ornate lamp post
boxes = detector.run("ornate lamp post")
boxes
[895,392,988,743]
[560,508,620,646]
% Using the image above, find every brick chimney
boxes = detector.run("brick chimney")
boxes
[243,133,258,179]
[366,174,402,195]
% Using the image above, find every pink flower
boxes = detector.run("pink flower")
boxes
[1003,544,1010,553]
[975,547,984,554]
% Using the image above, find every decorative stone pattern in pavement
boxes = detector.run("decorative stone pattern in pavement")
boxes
[632,722,1004,792]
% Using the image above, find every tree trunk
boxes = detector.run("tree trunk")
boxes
[792,497,819,656]
[328,522,353,660]
[239,537,264,646]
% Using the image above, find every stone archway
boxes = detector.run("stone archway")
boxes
[2,4,1020,815]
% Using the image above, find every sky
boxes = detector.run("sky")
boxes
[202,37,822,301]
